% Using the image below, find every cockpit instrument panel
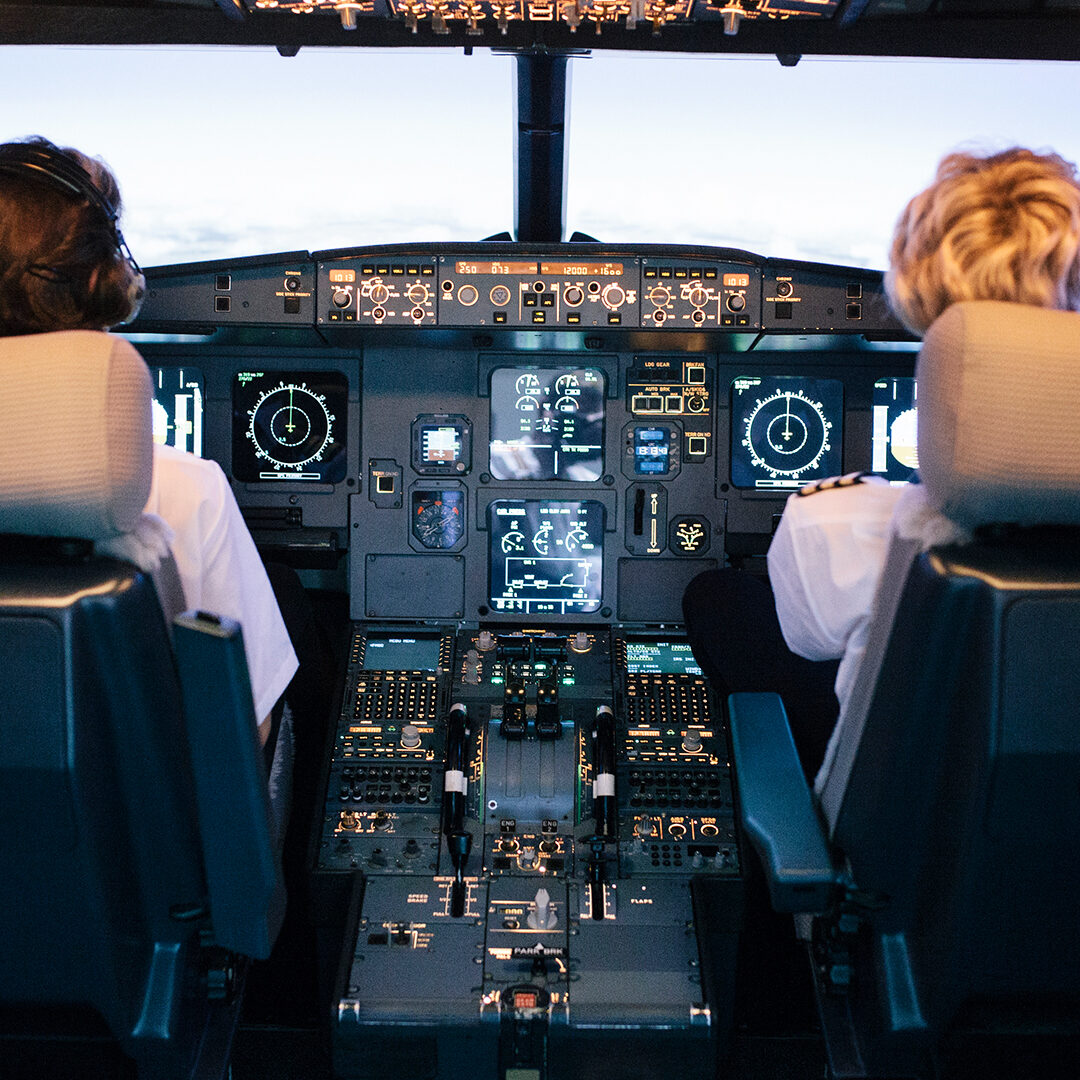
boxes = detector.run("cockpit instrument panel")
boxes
[151,366,204,456]
[488,499,605,615]
[232,371,348,483]
[488,367,605,482]
[730,375,844,490]
[872,376,918,483]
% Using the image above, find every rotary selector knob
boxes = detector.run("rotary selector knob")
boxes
[648,285,671,307]
[682,730,703,753]
[602,283,626,310]
[407,283,429,305]
[688,286,709,308]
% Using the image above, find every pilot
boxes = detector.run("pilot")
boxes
[0,135,298,746]
[684,146,1080,779]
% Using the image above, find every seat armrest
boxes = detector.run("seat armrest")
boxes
[173,611,286,959]
[728,692,837,913]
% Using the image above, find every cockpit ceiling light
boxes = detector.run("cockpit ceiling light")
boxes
[241,0,838,33]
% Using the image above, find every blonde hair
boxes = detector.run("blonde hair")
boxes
[886,148,1080,335]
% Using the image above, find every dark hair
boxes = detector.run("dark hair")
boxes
[0,137,140,334]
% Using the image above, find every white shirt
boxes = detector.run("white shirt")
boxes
[767,475,904,715]
[145,444,299,725]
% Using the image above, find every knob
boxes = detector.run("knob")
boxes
[569,631,591,653]
[727,293,746,312]
[284,276,301,292]
[776,280,794,297]
[490,284,511,307]
[637,817,655,839]
[601,283,625,310]
[401,724,421,749]
[519,845,539,869]
[332,289,351,308]
[682,731,703,753]
[477,630,496,651]
[647,285,671,306]
[407,283,429,304]
[564,285,585,307]
[370,283,390,305]
[458,284,479,306]
[688,286,708,308]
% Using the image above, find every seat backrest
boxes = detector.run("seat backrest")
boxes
[0,331,282,1077]
[817,303,1080,1052]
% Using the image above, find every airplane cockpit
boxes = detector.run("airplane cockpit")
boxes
[1,4,1079,1080]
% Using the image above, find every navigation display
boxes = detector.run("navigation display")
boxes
[623,641,703,676]
[489,367,604,481]
[362,635,443,671]
[730,375,843,489]
[488,499,604,615]
[873,376,918,483]
[232,371,347,483]
[151,366,204,455]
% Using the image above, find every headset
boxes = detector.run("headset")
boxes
[0,140,145,324]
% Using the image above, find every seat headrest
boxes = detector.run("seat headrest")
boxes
[0,331,152,540]
[918,301,1080,529]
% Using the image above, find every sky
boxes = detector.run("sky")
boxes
[1,45,1079,271]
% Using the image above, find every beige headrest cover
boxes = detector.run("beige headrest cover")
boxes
[918,301,1080,529]
[0,331,152,540]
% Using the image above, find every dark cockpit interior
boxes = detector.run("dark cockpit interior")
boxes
[2,4,1080,1080]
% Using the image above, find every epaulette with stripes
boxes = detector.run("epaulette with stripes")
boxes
[796,471,870,497]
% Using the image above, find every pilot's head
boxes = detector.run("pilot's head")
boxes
[886,147,1080,336]
[0,136,144,335]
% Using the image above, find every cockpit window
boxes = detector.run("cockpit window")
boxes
[1,46,1078,269]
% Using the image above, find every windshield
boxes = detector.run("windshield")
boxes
[2,45,1078,269]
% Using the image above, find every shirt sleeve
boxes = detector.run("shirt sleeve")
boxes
[148,446,299,724]
[767,478,902,662]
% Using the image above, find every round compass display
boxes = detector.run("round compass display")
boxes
[731,376,843,489]
[232,371,347,482]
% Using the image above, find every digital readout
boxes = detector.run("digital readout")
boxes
[456,261,537,275]
[539,262,624,277]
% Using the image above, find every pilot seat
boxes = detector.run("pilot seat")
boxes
[728,301,1080,1079]
[0,331,287,1078]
